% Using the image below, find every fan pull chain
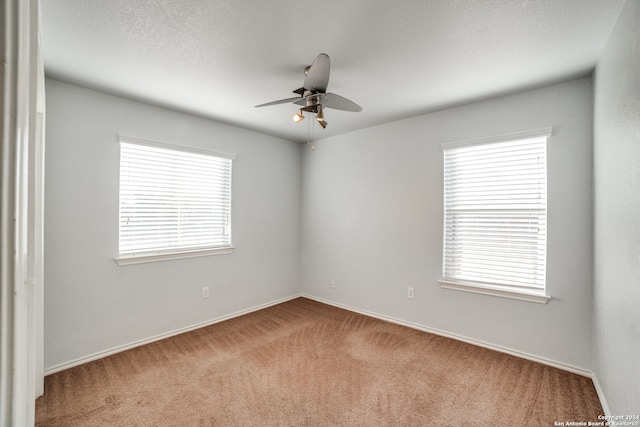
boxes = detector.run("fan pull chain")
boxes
[311,115,315,151]
[307,113,312,150]
[307,112,315,151]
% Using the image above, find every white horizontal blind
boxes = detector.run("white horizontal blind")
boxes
[119,139,232,256]
[442,135,547,292]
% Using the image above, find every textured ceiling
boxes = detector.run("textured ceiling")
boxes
[41,0,625,143]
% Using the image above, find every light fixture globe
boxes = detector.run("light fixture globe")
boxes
[315,104,327,128]
[292,111,305,123]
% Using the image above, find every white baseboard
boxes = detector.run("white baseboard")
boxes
[591,372,610,416]
[45,292,595,382]
[45,293,607,412]
[44,294,302,376]
[302,294,594,378]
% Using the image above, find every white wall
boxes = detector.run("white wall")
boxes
[593,0,640,415]
[44,79,301,371]
[301,77,594,372]
[44,73,602,380]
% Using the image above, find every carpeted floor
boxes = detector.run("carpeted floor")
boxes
[35,297,603,426]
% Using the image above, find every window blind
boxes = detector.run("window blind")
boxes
[442,135,548,292]
[119,139,233,256]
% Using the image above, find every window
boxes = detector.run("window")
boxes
[440,128,551,303]
[116,136,234,265]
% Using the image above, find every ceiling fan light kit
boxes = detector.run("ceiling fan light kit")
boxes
[255,53,362,147]
[292,112,305,122]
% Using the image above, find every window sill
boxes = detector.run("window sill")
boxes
[439,280,551,304]
[115,247,234,266]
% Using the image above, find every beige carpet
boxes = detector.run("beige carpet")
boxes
[36,297,603,426]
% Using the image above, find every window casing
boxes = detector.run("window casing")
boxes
[440,128,551,303]
[116,136,234,265]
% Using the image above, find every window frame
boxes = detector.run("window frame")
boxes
[115,135,235,266]
[439,128,552,304]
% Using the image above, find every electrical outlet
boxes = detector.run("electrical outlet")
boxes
[202,287,209,299]
[331,280,336,289]
[407,287,415,299]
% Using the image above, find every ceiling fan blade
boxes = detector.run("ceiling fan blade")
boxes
[254,96,302,108]
[323,93,362,112]
[303,53,330,92]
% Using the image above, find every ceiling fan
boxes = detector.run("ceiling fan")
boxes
[255,53,362,129]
